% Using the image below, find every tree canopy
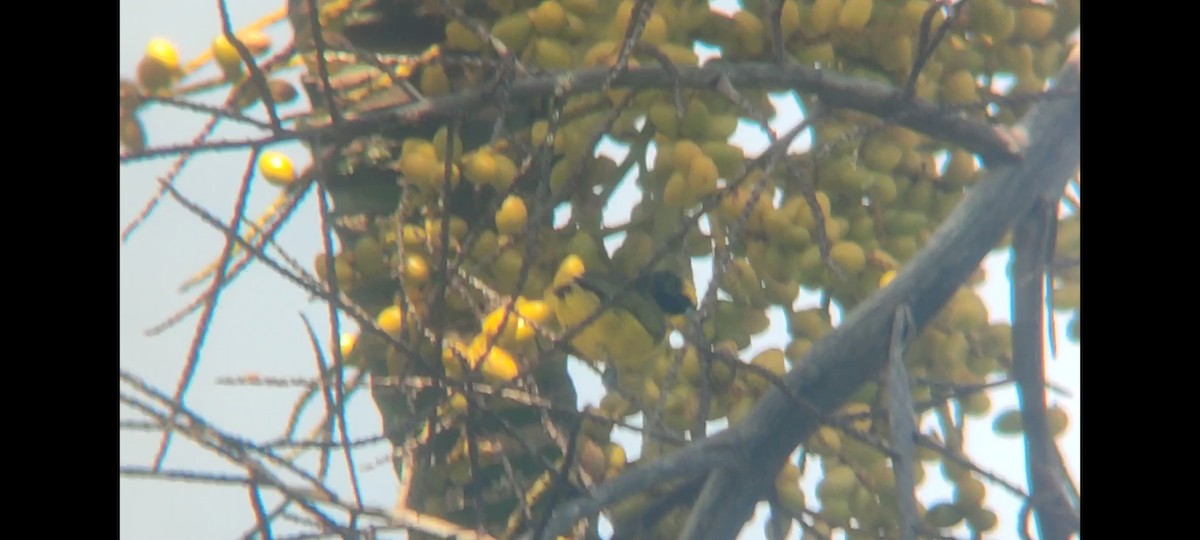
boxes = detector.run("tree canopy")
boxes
[119,0,1081,538]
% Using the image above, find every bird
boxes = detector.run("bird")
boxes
[548,255,696,378]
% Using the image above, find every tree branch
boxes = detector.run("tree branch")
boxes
[121,63,1036,166]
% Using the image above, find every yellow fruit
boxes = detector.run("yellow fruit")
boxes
[686,155,719,196]
[663,172,691,208]
[879,269,897,288]
[818,465,857,499]
[658,43,700,66]
[966,507,999,532]
[400,150,440,189]
[495,195,529,235]
[648,102,679,137]
[419,64,450,97]
[681,100,710,140]
[258,151,297,187]
[137,37,181,91]
[789,308,830,340]
[811,0,841,35]
[237,30,271,55]
[530,1,568,36]
[838,0,873,31]
[1052,282,1081,310]
[120,115,145,153]
[749,348,787,391]
[553,253,588,288]
[533,38,574,70]
[469,336,522,383]
[925,502,964,529]
[402,254,431,285]
[492,12,534,50]
[941,69,978,105]
[267,80,298,104]
[493,154,519,191]
[993,409,1023,435]
[211,35,243,76]
[874,35,913,73]
[863,140,903,173]
[516,297,552,323]
[798,41,836,65]
[353,236,387,279]
[605,443,627,475]
[642,13,668,45]
[377,305,405,338]
[442,339,473,380]
[785,338,812,363]
[672,140,703,174]
[942,149,977,186]
[954,478,986,509]
[446,20,485,51]
[780,1,801,36]
[1047,405,1069,437]
[463,150,499,186]
[733,11,766,56]
[562,0,598,15]
[830,241,867,274]
[1017,5,1056,41]
[339,332,358,359]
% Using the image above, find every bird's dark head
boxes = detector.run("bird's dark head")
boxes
[643,271,696,315]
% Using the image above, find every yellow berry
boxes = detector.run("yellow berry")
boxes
[211,35,242,76]
[642,13,668,45]
[530,1,568,36]
[993,409,1023,435]
[495,195,529,235]
[533,38,574,70]
[446,20,485,51]
[830,241,867,274]
[137,37,182,91]
[492,12,534,51]
[493,154,519,191]
[470,336,521,383]
[780,1,801,36]
[516,297,552,324]
[811,0,841,35]
[258,151,297,187]
[838,0,874,32]
[732,11,766,56]
[663,172,691,208]
[1017,5,1056,41]
[686,155,719,197]
[238,30,272,55]
[376,305,405,338]
[1047,405,1069,437]
[879,269,897,288]
[925,503,965,529]
[120,116,145,153]
[681,100,710,141]
[339,332,358,359]
[419,64,451,97]
[941,69,978,105]
[463,150,500,186]
[402,254,431,285]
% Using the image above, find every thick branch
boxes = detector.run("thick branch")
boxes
[122,63,1033,165]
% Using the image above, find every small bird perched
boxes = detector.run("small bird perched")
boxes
[548,255,695,378]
